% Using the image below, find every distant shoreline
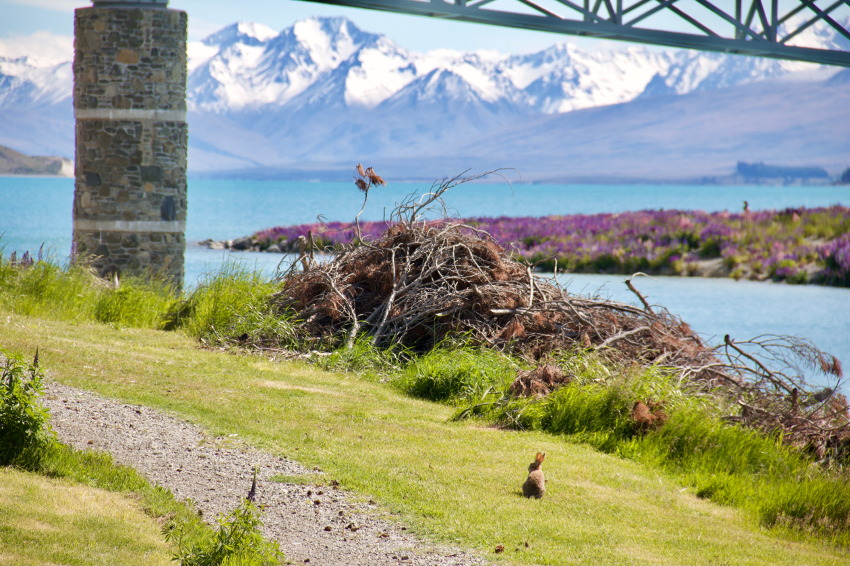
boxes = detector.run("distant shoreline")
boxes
[195,238,834,286]
[199,205,850,288]
[0,173,73,179]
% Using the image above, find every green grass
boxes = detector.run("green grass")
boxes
[2,312,848,565]
[0,254,176,328]
[412,347,850,544]
[0,428,213,565]
[0,338,211,565]
[167,262,287,346]
[3,254,850,562]
[2,436,215,565]
[0,467,173,565]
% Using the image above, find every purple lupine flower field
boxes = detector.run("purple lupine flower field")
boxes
[250,205,850,286]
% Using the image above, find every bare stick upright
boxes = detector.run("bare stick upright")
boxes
[73,0,188,289]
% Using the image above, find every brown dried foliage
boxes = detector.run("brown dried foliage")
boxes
[631,400,668,433]
[510,365,572,398]
[273,222,713,366]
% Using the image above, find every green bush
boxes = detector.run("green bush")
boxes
[0,348,55,467]
[396,344,519,403]
[166,499,284,566]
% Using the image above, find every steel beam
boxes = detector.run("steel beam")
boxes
[296,0,850,66]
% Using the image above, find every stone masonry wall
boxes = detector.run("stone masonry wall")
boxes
[74,8,186,112]
[73,6,187,288]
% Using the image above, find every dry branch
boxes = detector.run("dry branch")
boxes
[259,170,850,464]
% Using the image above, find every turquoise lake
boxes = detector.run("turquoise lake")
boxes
[1,176,848,392]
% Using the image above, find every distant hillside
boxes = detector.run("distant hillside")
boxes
[0,144,73,176]
[736,161,829,180]
[195,70,850,184]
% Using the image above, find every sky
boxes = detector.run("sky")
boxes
[0,0,620,56]
[1,0,847,63]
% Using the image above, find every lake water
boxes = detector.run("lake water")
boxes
[1,176,848,391]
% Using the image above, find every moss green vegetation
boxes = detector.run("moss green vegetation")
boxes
[1,312,848,565]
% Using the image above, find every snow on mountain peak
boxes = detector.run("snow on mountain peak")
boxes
[290,17,375,75]
[238,22,278,43]
[201,21,278,47]
[4,14,849,120]
[0,31,72,68]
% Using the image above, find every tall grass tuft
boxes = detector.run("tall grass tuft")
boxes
[394,343,521,403]
[0,250,176,328]
[165,262,289,346]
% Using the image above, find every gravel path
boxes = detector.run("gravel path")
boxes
[43,381,488,566]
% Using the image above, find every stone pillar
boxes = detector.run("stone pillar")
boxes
[73,0,187,289]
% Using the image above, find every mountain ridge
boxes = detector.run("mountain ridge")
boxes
[0,15,848,181]
[0,144,73,176]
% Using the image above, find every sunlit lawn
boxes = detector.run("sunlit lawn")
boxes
[2,310,848,565]
[0,467,171,565]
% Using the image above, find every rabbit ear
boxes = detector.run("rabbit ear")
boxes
[537,453,546,463]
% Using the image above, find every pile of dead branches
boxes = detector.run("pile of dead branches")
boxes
[266,168,848,463]
[720,334,848,462]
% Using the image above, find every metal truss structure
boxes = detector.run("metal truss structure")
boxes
[300,0,850,66]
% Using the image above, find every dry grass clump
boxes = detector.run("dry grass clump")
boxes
[510,365,572,398]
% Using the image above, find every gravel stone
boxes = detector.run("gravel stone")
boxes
[43,381,488,566]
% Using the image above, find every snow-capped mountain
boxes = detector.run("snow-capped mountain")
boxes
[0,56,71,108]
[185,15,848,117]
[0,15,847,177]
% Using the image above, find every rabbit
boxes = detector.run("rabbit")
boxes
[522,452,546,499]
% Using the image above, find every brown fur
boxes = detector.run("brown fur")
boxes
[522,452,546,499]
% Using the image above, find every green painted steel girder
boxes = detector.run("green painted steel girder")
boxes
[297,0,850,67]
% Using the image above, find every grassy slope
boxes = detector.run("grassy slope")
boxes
[2,310,847,565]
[0,468,171,565]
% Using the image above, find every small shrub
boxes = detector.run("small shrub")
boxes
[0,348,55,467]
[397,344,518,403]
[166,499,284,566]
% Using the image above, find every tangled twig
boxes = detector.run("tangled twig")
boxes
[262,169,850,463]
